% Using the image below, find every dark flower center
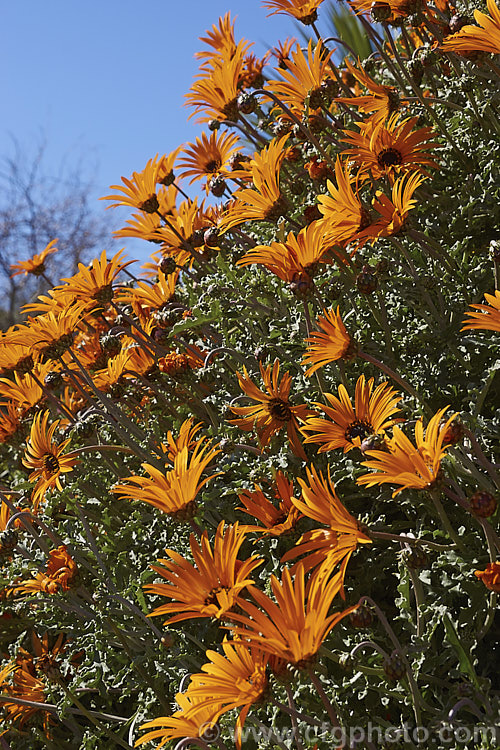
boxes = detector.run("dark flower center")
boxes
[93,283,114,304]
[204,585,230,607]
[358,207,372,232]
[205,159,222,174]
[43,453,60,473]
[221,98,240,122]
[377,148,403,168]
[268,398,292,422]
[139,194,160,214]
[263,195,289,222]
[345,419,373,442]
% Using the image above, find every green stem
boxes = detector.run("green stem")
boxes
[359,351,429,413]
[429,491,468,554]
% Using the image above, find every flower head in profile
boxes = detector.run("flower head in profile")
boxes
[263,0,326,25]
[101,156,164,213]
[238,472,302,536]
[230,359,313,459]
[144,521,262,624]
[186,41,247,123]
[136,691,223,749]
[10,239,58,278]
[369,171,427,237]
[0,331,37,377]
[228,565,355,666]
[302,307,357,376]
[195,12,240,64]
[271,37,299,68]
[116,270,178,323]
[236,221,332,285]
[281,464,371,593]
[0,363,50,417]
[265,40,334,118]
[61,249,135,309]
[183,640,269,749]
[302,375,402,453]
[336,58,399,129]
[22,411,79,511]
[317,157,372,249]
[218,135,290,232]
[23,305,87,362]
[475,562,500,592]
[461,290,500,333]
[0,657,48,733]
[6,545,77,597]
[112,440,221,520]
[442,0,500,55]
[357,407,457,496]
[161,418,205,462]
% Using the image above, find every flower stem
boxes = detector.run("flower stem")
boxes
[307,668,340,727]
[359,350,429,413]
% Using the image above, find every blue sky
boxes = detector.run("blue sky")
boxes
[2,0,306,258]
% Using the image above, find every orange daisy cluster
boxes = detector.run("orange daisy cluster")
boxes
[0,4,497,748]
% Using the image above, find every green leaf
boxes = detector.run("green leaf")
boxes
[442,613,480,688]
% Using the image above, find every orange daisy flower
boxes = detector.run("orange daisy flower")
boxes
[161,418,205,462]
[263,0,326,25]
[153,198,211,264]
[7,545,77,597]
[236,221,332,284]
[183,640,268,748]
[281,464,371,591]
[335,58,400,128]
[265,40,334,118]
[178,130,243,187]
[238,471,302,536]
[461,290,500,333]
[368,171,427,237]
[341,114,439,180]
[357,407,457,496]
[301,375,402,453]
[0,402,23,444]
[302,307,357,376]
[271,37,299,68]
[112,440,221,520]
[91,348,134,396]
[144,521,262,624]
[442,0,500,55]
[61,249,135,309]
[228,565,355,666]
[474,562,500,592]
[317,157,373,248]
[230,359,313,460]
[101,156,163,213]
[136,691,223,749]
[186,41,247,123]
[22,411,79,511]
[195,12,239,64]
[116,270,178,324]
[0,330,38,376]
[0,657,48,733]
[155,147,183,186]
[218,135,290,232]
[23,305,88,362]
[0,367,47,417]
[10,239,58,278]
